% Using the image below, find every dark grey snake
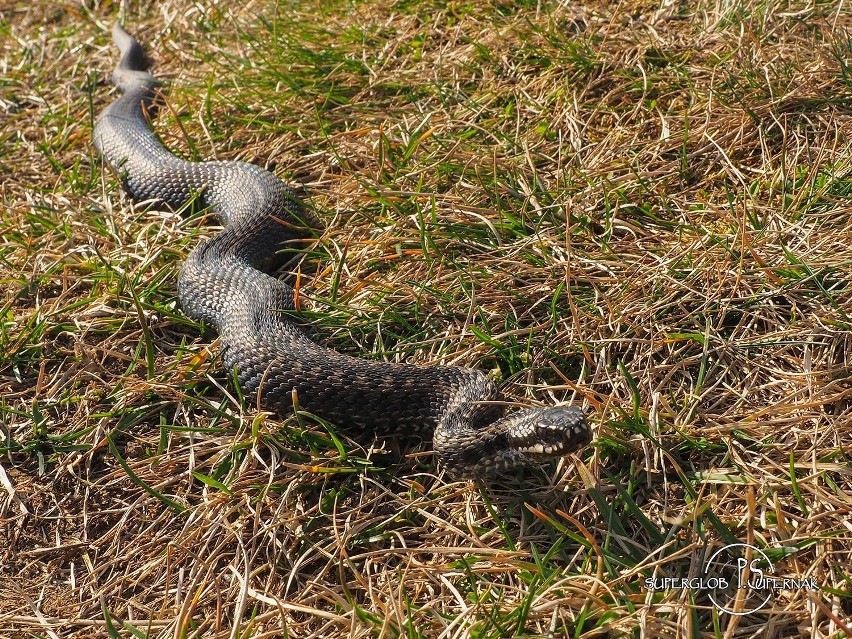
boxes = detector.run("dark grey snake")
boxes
[94,24,592,474]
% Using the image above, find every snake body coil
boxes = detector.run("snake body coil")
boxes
[94,24,591,474]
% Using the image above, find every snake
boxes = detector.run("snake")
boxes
[93,23,592,474]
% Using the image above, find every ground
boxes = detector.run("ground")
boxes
[1,0,851,637]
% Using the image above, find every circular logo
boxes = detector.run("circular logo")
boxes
[704,543,774,615]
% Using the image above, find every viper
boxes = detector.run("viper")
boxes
[94,23,592,474]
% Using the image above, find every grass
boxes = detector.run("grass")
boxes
[1,0,851,636]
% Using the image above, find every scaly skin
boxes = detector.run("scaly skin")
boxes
[94,23,592,474]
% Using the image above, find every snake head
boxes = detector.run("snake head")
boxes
[436,404,592,475]
[505,405,592,459]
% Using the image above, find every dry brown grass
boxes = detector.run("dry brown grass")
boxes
[1,0,851,637]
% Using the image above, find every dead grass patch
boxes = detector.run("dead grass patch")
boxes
[1,0,850,636]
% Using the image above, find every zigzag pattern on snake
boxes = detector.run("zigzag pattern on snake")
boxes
[94,23,592,474]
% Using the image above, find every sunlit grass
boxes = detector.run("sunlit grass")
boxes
[1,0,850,636]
